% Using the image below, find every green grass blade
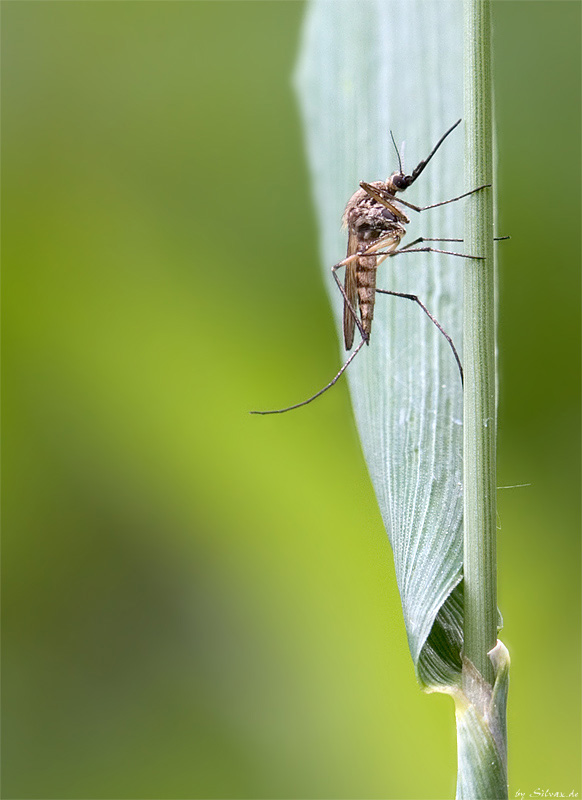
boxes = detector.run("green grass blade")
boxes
[295,0,466,687]
[295,0,509,793]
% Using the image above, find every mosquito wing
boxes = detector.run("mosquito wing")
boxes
[343,230,359,350]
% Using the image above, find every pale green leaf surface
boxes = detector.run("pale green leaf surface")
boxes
[295,0,466,687]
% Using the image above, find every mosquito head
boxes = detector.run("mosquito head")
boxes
[389,171,413,192]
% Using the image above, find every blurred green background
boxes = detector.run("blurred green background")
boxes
[2,2,579,798]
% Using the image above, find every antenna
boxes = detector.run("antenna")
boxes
[390,129,403,174]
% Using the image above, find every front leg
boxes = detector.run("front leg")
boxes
[360,180,490,214]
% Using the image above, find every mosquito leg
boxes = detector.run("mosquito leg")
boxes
[359,234,402,260]
[390,247,485,259]
[399,184,491,213]
[374,242,507,258]
[400,236,509,250]
[360,181,491,215]
[399,237,463,251]
[250,337,367,415]
[376,289,463,385]
[331,257,369,343]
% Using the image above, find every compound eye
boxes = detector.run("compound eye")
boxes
[392,173,407,190]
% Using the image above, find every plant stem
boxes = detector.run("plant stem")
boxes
[463,0,497,687]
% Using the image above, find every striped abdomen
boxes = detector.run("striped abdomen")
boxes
[356,255,378,340]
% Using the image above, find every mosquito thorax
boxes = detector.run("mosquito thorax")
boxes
[343,185,407,244]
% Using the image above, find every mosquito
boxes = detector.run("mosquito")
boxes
[252,119,506,415]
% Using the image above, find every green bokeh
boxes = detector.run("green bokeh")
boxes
[2,2,579,798]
